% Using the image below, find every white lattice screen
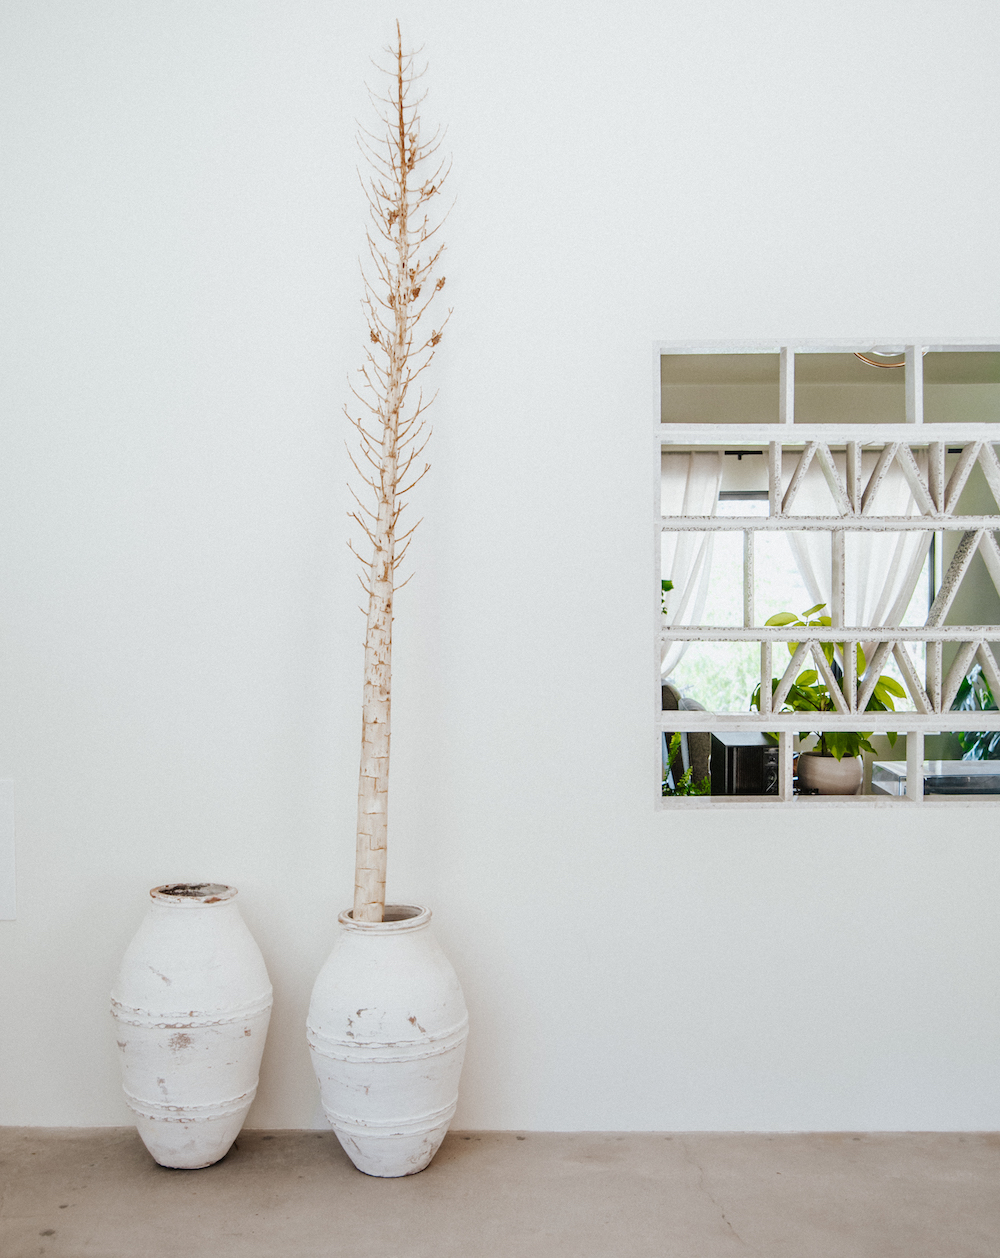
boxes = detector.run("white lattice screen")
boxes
[656,341,1000,807]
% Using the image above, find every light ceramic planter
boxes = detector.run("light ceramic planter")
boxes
[797,752,864,795]
[111,883,272,1169]
[307,904,468,1178]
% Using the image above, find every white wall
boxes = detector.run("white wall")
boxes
[2,0,1000,1131]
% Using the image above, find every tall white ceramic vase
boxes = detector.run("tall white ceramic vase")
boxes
[307,905,468,1177]
[111,883,273,1169]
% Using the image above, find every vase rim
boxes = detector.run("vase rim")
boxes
[150,883,237,906]
[338,904,431,933]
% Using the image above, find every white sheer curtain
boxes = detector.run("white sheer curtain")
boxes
[660,451,725,676]
[786,449,931,659]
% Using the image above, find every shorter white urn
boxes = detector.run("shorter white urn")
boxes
[308,905,468,1177]
[796,752,864,795]
[111,883,272,1169]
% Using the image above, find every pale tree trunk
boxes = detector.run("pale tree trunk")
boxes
[353,502,394,921]
[354,397,403,921]
[353,44,409,923]
[347,23,448,923]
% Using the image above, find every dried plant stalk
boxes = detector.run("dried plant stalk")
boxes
[347,23,450,923]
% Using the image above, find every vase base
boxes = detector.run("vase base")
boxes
[130,1107,251,1169]
[332,1123,449,1177]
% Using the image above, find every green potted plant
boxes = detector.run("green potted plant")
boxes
[662,731,710,796]
[953,664,1000,759]
[751,603,904,794]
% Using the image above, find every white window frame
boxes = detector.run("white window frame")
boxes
[655,339,1000,809]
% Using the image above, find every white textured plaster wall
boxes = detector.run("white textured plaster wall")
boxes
[1,0,1000,1130]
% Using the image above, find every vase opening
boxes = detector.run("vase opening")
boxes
[339,905,431,931]
[151,883,235,905]
[345,905,422,923]
[382,906,422,923]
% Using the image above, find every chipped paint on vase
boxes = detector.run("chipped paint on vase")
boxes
[307,905,468,1177]
[111,884,272,1169]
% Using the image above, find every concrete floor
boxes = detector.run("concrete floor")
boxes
[1,1128,998,1258]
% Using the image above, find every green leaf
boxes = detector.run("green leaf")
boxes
[783,685,823,713]
[765,612,799,626]
[802,603,827,617]
[796,669,819,686]
[877,675,906,698]
[823,732,853,760]
[661,579,674,591]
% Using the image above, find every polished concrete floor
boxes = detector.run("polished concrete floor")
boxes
[1,1128,998,1258]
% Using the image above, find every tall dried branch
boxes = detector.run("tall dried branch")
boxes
[348,22,451,923]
